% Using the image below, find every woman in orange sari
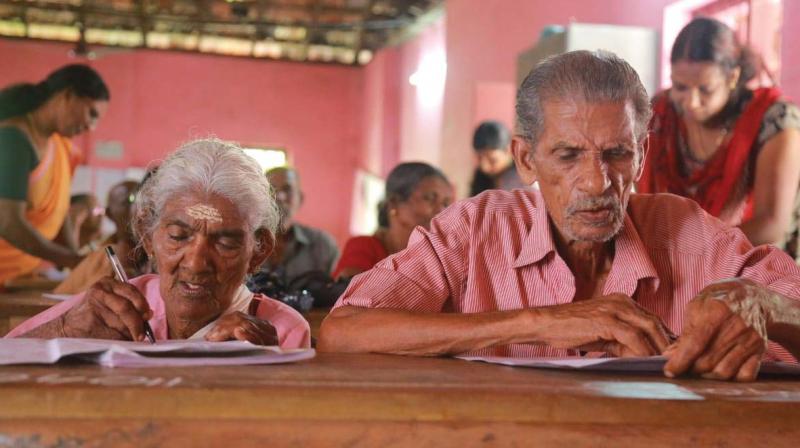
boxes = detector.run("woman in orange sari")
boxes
[0,64,110,287]
[639,18,800,258]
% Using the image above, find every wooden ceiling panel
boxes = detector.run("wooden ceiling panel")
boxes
[0,0,441,64]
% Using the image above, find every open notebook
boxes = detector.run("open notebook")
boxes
[460,356,800,375]
[0,338,315,368]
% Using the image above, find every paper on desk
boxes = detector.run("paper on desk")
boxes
[41,293,73,301]
[0,338,315,368]
[459,355,800,375]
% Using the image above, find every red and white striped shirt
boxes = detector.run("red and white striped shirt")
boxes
[335,189,799,361]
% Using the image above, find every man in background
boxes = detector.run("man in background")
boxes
[248,167,339,298]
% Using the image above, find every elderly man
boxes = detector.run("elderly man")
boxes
[248,167,339,290]
[54,180,143,294]
[319,50,800,382]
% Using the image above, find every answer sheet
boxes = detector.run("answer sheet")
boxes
[460,355,800,375]
[0,338,315,368]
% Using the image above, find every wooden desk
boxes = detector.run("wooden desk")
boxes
[3,275,60,292]
[0,293,60,336]
[0,353,799,446]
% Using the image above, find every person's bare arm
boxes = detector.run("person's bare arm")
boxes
[665,279,800,381]
[21,314,69,338]
[56,213,80,253]
[0,198,81,267]
[18,277,153,340]
[740,129,800,245]
[767,296,800,359]
[318,294,670,357]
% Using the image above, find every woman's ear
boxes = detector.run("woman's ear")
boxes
[728,66,742,89]
[385,194,402,216]
[249,229,274,273]
[142,237,153,259]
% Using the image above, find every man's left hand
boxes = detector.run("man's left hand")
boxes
[663,279,769,381]
[205,312,279,346]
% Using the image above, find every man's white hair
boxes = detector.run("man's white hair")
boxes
[133,138,279,246]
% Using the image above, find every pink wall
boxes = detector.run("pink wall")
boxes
[781,0,800,101]
[0,38,365,246]
[360,15,447,177]
[360,45,402,177]
[398,17,447,166]
[441,0,676,195]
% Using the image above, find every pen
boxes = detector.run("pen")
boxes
[105,246,156,344]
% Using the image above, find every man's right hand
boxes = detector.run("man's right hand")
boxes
[61,277,153,341]
[532,293,671,356]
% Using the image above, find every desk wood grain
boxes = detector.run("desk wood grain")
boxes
[0,353,799,446]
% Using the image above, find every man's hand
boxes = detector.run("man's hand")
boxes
[205,312,279,346]
[62,277,153,341]
[536,293,671,356]
[664,279,769,382]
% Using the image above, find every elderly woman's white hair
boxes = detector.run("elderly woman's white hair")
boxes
[133,138,279,246]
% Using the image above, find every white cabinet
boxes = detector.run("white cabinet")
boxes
[517,23,659,97]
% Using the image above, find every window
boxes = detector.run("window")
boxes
[242,147,288,173]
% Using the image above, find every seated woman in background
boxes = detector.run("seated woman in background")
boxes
[334,162,453,280]
[9,139,310,348]
[0,64,110,287]
[54,180,146,295]
[638,17,800,256]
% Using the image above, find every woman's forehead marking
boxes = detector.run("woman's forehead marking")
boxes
[186,204,223,223]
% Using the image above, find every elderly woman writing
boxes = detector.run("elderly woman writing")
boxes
[8,139,310,348]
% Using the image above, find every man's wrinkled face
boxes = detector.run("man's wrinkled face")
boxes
[267,170,302,228]
[513,99,643,243]
[106,181,139,236]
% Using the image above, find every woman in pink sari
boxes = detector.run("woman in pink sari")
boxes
[9,139,310,348]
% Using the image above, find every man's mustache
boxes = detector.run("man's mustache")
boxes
[566,195,622,216]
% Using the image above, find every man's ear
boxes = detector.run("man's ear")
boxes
[634,133,649,182]
[249,229,275,272]
[510,136,538,185]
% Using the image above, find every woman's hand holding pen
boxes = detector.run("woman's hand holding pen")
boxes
[61,277,153,341]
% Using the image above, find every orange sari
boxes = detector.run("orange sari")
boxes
[0,134,77,286]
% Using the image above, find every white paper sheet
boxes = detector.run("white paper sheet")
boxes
[459,355,800,375]
[0,338,315,368]
[41,293,73,301]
